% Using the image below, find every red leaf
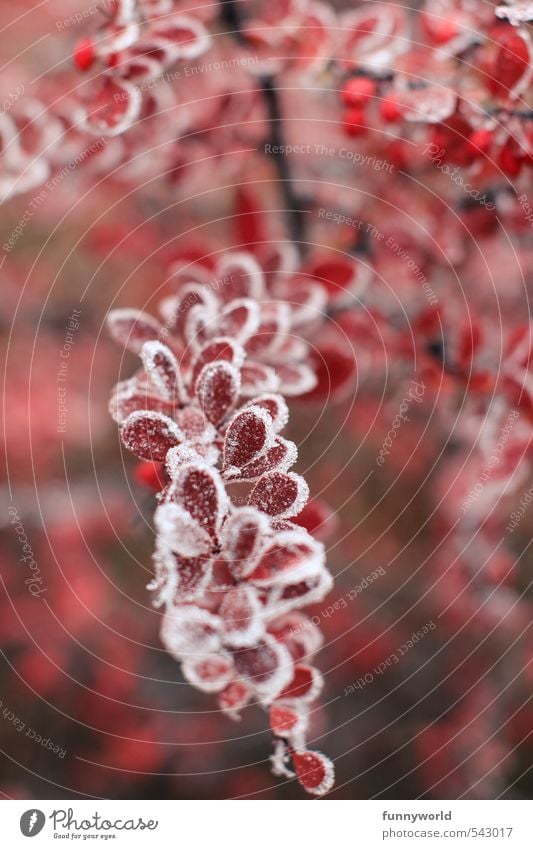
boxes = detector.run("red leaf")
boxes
[232,637,292,699]
[223,405,275,473]
[294,499,337,541]
[234,187,268,247]
[244,393,288,432]
[301,344,356,401]
[216,252,265,300]
[107,308,161,354]
[223,437,297,483]
[276,362,317,396]
[195,361,240,425]
[191,337,245,386]
[134,461,166,491]
[269,704,304,737]
[218,679,252,719]
[240,361,280,396]
[121,411,183,461]
[249,471,309,519]
[293,750,335,796]
[220,507,270,579]
[182,653,234,693]
[83,78,142,136]
[277,664,323,702]
[217,298,260,341]
[219,586,264,646]
[74,37,95,71]
[495,29,530,93]
[247,531,323,588]
[109,377,174,423]
[171,462,229,536]
[142,340,187,403]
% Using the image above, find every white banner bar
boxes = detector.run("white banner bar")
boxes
[0,800,530,847]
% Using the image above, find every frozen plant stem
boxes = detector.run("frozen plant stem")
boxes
[219,0,246,42]
[261,75,308,251]
[218,0,307,247]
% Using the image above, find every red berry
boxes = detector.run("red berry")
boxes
[380,93,402,123]
[341,76,377,108]
[74,37,95,71]
[343,107,367,137]
[498,139,522,177]
[387,139,408,169]
[134,461,166,491]
[420,11,459,45]
[468,129,493,158]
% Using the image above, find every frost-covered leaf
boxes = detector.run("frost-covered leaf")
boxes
[269,703,307,738]
[246,302,291,357]
[217,298,260,341]
[195,361,240,425]
[220,507,271,580]
[268,612,324,661]
[171,462,229,536]
[249,471,309,519]
[223,437,297,482]
[219,585,264,647]
[191,337,245,386]
[216,252,265,300]
[109,377,174,423]
[154,546,212,601]
[275,363,317,396]
[217,679,252,719]
[182,303,210,350]
[159,283,218,338]
[151,13,211,59]
[182,652,234,693]
[232,636,293,701]
[277,664,323,703]
[141,340,187,403]
[244,393,288,432]
[107,308,161,354]
[154,502,212,557]
[240,361,280,396]
[246,530,324,588]
[160,605,222,657]
[83,78,142,137]
[121,410,183,460]
[283,280,327,328]
[222,405,275,473]
[165,445,205,479]
[293,750,335,796]
[271,567,333,614]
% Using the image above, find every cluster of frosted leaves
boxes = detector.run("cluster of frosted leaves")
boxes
[0,1,212,203]
[338,1,533,167]
[497,0,533,26]
[108,252,335,795]
[73,0,212,137]
[240,0,337,76]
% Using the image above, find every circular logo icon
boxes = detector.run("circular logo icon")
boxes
[20,810,46,837]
